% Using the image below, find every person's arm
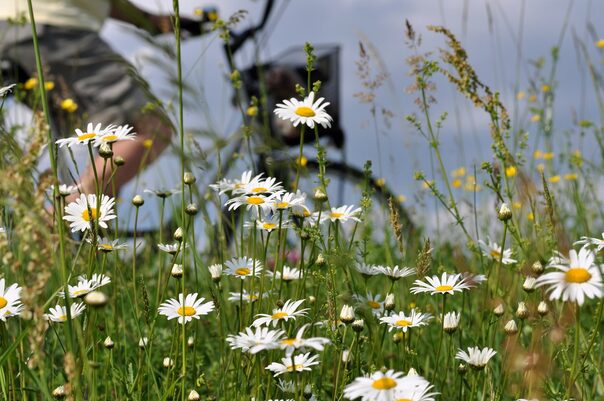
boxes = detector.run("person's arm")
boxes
[109,0,172,35]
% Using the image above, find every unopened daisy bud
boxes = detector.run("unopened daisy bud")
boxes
[308,295,316,304]
[342,349,351,364]
[443,311,460,334]
[340,305,355,324]
[174,227,184,242]
[300,230,311,240]
[392,332,403,344]
[185,203,198,216]
[304,384,313,399]
[208,264,222,283]
[99,142,113,159]
[171,264,184,278]
[103,336,114,349]
[504,319,518,335]
[313,188,328,202]
[522,277,536,293]
[138,337,148,350]
[516,302,529,320]
[163,357,174,368]
[531,260,544,275]
[384,293,395,311]
[498,203,512,221]
[84,291,108,307]
[316,254,326,267]
[188,336,195,347]
[52,385,66,399]
[132,195,144,207]
[493,303,505,317]
[537,301,549,316]
[276,299,285,308]
[188,390,200,401]
[114,155,125,166]
[183,171,196,185]
[458,363,467,374]
[352,319,365,333]
[407,367,419,376]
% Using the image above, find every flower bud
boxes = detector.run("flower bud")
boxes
[537,301,549,316]
[171,264,184,278]
[384,294,395,311]
[458,363,467,374]
[188,336,195,348]
[308,295,316,304]
[493,303,505,317]
[498,203,512,221]
[315,254,326,267]
[185,203,198,216]
[163,357,174,368]
[443,311,460,334]
[52,385,66,399]
[531,260,544,275]
[103,336,114,349]
[183,172,196,185]
[84,291,108,307]
[522,277,536,293]
[208,264,222,283]
[98,143,113,159]
[407,367,419,376]
[392,332,403,344]
[174,227,184,242]
[313,188,328,202]
[132,195,144,207]
[188,390,200,401]
[516,302,529,320]
[304,384,313,399]
[114,155,125,166]
[504,319,518,335]
[138,337,148,350]
[341,349,351,364]
[352,319,365,333]
[340,305,355,324]
[276,299,285,308]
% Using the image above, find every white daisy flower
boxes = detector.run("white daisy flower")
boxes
[317,205,362,224]
[343,369,408,401]
[354,292,384,316]
[227,290,268,303]
[0,83,16,97]
[575,232,604,253]
[94,124,136,146]
[226,326,284,354]
[443,311,461,333]
[158,293,215,324]
[272,191,309,212]
[0,278,24,321]
[157,242,188,255]
[252,299,308,327]
[63,194,116,232]
[56,122,115,148]
[393,375,438,401]
[44,303,86,323]
[455,346,497,370]
[273,91,333,129]
[61,274,111,298]
[244,216,292,232]
[277,379,297,394]
[354,263,381,277]
[49,184,79,197]
[379,309,432,332]
[478,238,517,264]
[208,263,223,281]
[223,257,263,280]
[375,265,415,281]
[410,272,471,295]
[265,352,320,376]
[459,272,487,288]
[225,193,278,216]
[268,266,302,281]
[535,246,603,305]
[210,170,257,195]
[279,324,330,356]
[91,237,128,253]
[238,175,283,195]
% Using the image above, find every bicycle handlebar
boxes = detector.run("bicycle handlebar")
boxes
[227,0,275,55]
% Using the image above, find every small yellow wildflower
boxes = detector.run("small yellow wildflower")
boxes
[44,81,55,91]
[563,173,578,181]
[533,150,543,159]
[596,39,604,48]
[451,167,466,177]
[375,178,386,188]
[193,8,204,17]
[408,302,416,309]
[548,175,560,183]
[541,84,551,93]
[516,91,526,100]
[571,150,583,167]
[505,166,517,177]
[527,212,534,221]
[246,106,258,117]
[296,155,307,167]
[60,98,78,113]
[542,152,554,160]
[208,11,218,21]
[143,139,153,149]
[24,77,38,90]
[512,202,522,210]
[452,178,462,188]
[536,163,545,173]
[531,114,541,123]
[397,194,407,203]
[528,94,537,103]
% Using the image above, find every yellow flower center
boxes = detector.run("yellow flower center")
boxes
[235,268,251,276]
[277,201,289,208]
[99,244,114,251]
[72,289,89,297]
[81,208,98,222]
[565,268,592,283]
[262,223,277,230]
[367,301,381,309]
[77,133,96,141]
[246,196,265,205]
[177,306,196,316]
[58,315,68,322]
[287,364,305,371]
[435,285,454,292]
[272,311,288,319]
[281,338,297,346]
[371,377,397,390]
[0,297,7,309]
[102,135,118,142]
[395,319,412,327]
[295,106,316,118]
[330,212,344,219]
[490,249,501,258]
[251,187,267,193]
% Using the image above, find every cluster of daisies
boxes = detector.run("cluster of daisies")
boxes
[55,122,136,148]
